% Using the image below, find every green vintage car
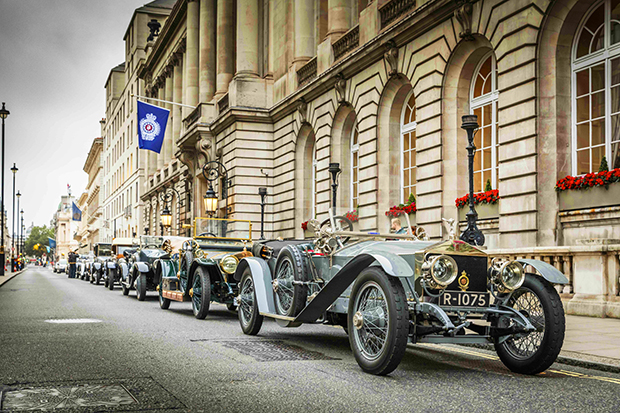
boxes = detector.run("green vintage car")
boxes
[157,217,253,319]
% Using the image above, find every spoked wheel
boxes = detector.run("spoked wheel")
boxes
[191,267,210,319]
[158,266,171,310]
[136,273,147,301]
[348,267,409,376]
[320,215,354,244]
[273,246,307,317]
[239,268,263,335]
[108,269,116,291]
[179,252,192,295]
[494,274,565,375]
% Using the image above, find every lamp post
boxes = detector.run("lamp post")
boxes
[258,187,267,240]
[0,104,8,275]
[328,163,341,212]
[201,161,230,218]
[10,164,17,270]
[459,114,485,246]
[20,209,23,260]
[159,187,183,234]
[15,191,20,257]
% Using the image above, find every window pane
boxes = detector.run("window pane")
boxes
[474,76,484,98]
[474,151,481,171]
[592,91,605,119]
[404,169,409,187]
[576,69,589,96]
[404,106,411,124]
[483,126,492,148]
[404,151,409,169]
[410,169,416,188]
[612,114,620,143]
[592,145,604,171]
[612,58,620,87]
[577,149,590,175]
[591,26,605,54]
[480,56,491,78]
[412,149,416,166]
[411,131,416,149]
[474,172,482,192]
[483,77,492,95]
[612,141,620,169]
[586,5,605,34]
[483,170,491,189]
[483,104,492,127]
[474,127,481,149]
[577,123,589,149]
[483,148,492,169]
[612,86,620,115]
[592,64,605,92]
[577,31,593,58]
[577,97,590,122]
[592,119,605,146]
[403,133,409,151]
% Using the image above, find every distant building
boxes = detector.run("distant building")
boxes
[75,136,104,252]
[100,0,176,242]
[52,194,78,259]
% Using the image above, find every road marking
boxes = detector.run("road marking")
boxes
[45,318,102,324]
[415,343,500,360]
[548,369,620,385]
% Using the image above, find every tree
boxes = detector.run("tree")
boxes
[25,225,55,257]
[599,156,609,172]
[485,179,493,192]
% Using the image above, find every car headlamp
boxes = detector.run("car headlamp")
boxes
[220,255,239,275]
[498,261,525,292]
[422,255,458,289]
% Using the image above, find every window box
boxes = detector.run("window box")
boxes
[459,203,499,221]
[559,184,620,211]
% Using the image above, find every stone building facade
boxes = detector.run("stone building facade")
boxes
[133,0,620,316]
[75,137,104,253]
[100,0,176,242]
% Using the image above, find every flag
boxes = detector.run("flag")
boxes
[137,100,169,153]
[72,202,82,221]
[48,238,56,249]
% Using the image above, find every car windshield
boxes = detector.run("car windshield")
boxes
[116,246,134,255]
[59,259,67,264]
[194,218,252,242]
[96,245,111,256]
[140,236,164,249]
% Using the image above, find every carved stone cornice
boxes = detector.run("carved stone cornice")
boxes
[384,40,399,77]
[454,0,474,41]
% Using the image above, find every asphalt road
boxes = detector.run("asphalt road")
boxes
[1,266,620,412]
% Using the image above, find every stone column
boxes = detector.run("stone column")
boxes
[199,0,216,101]
[164,71,173,164]
[215,0,234,99]
[186,0,200,107]
[326,0,351,43]
[236,0,259,78]
[294,0,314,65]
[173,55,183,154]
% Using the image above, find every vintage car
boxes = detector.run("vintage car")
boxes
[119,236,185,300]
[104,238,138,291]
[234,212,567,376]
[54,258,68,274]
[90,243,112,285]
[157,218,253,319]
[77,254,91,280]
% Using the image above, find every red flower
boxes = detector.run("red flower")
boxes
[301,221,308,231]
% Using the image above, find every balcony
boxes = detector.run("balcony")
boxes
[333,25,360,61]
[379,0,416,28]
[217,93,229,113]
[297,57,317,87]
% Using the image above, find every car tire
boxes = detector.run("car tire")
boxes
[273,246,308,317]
[156,262,171,310]
[227,303,237,312]
[191,267,211,319]
[238,267,263,335]
[348,267,409,376]
[89,272,94,284]
[136,273,147,301]
[108,269,116,291]
[95,271,101,285]
[104,269,109,288]
[179,251,193,295]
[494,274,565,375]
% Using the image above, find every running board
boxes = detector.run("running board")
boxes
[259,312,295,321]
[162,290,190,302]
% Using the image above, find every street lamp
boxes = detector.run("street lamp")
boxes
[459,114,485,246]
[15,191,20,257]
[10,164,17,270]
[20,209,23,259]
[0,104,8,275]
[328,162,341,211]
[201,160,230,218]
[159,187,183,233]
[258,187,267,240]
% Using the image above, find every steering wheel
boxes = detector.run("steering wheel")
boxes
[320,215,354,245]
[197,232,218,238]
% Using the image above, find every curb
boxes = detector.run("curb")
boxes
[0,268,27,288]
[555,354,620,374]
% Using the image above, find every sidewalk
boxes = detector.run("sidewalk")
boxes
[560,315,620,370]
[0,267,27,287]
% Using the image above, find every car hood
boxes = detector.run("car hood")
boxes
[333,239,486,259]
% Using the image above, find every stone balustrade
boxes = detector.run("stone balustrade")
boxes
[333,25,360,61]
[488,244,620,318]
[297,57,317,87]
[379,0,417,28]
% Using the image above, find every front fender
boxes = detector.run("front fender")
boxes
[119,262,129,280]
[135,262,150,273]
[93,262,101,270]
[517,259,569,285]
[159,259,178,279]
[235,257,274,314]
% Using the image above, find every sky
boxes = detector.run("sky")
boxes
[0,0,149,232]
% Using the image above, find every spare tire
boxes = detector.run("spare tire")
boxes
[273,246,309,317]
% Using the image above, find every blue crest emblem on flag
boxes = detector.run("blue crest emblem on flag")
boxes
[137,100,169,153]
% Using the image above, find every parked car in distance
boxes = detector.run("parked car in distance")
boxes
[91,243,112,285]
[158,217,253,318]
[105,238,138,291]
[54,259,68,274]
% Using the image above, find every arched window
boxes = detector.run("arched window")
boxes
[470,52,498,192]
[351,123,359,209]
[401,92,416,202]
[312,142,318,218]
[573,0,620,174]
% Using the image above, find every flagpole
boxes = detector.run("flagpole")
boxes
[131,94,196,109]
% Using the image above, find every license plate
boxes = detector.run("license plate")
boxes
[440,291,490,307]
